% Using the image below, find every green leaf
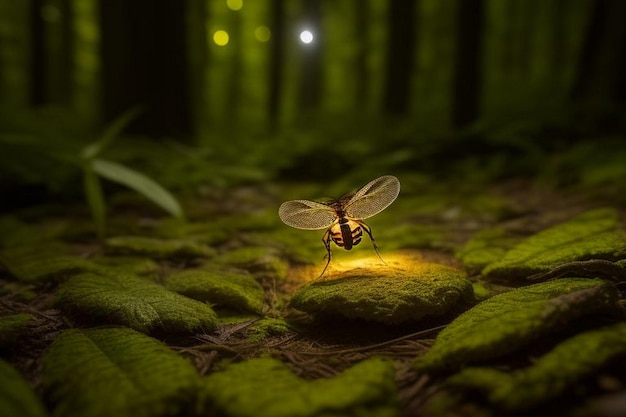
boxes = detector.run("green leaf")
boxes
[415,278,619,372]
[81,107,143,159]
[164,268,265,314]
[203,357,398,417]
[482,208,626,281]
[56,271,218,333]
[0,358,48,417]
[447,322,626,412]
[43,327,199,417]
[92,158,184,219]
[83,163,106,238]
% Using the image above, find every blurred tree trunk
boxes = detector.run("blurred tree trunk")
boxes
[451,0,484,128]
[29,0,74,107]
[99,0,193,138]
[354,0,369,108]
[268,0,285,131]
[383,0,416,116]
[298,0,323,112]
[571,0,626,104]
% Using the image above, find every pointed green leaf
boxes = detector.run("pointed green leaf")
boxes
[56,272,217,333]
[92,158,183,219]
[0,358,48,417]
[415,278,619,372]
[83,163,106,238]
[164,268,265,314]
[447,322,626,412]
[43,327,199,417]
[81,107,143,159]
[203,357,398,417]
[483,209,626,281]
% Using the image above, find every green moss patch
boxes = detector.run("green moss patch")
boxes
[289,262,473,324]
[43,327,200,417]
[415,278,619,372]
[105,236,216,259]
[0,313,33,349]
[482,208,626,282]
[164,268,265,314]
[213,246,288,281]
[203,357,397,417]
[456,228,519,274]
[56,271,218,333]
[0,358,48,417]
[446,322,626,412]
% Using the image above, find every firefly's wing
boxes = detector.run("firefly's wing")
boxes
[344,175,400,220]
[278,200,336,230]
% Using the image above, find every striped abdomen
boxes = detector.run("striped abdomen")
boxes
[330,219,363,250]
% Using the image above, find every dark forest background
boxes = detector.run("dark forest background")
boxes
[1,0,626,207]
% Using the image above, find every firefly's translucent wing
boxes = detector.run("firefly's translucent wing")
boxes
[344,175,400,220]
[278,200,336,230]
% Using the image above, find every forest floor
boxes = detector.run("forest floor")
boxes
[1,173,626,417]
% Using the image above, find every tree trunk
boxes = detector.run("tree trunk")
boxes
[99,0,193,138]
[451,0,484,128]
[268,0,285,131]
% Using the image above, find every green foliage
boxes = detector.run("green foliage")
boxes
[43,327,200,417]
[0,358,48,417]
[483,208,626,281]
[290,262,473,324]
[0,313,32,348]
[56,271,218,333]
[164,268,265,314]
[104,236,215,259]
[203,357,398,417]
[213,247,288,281]
[447,322,626,412]
[455,228,519,274]
[415,279,619,373]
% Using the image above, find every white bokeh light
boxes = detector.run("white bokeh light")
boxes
[299,30,314,44]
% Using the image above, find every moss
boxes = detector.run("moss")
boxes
[203,357,398,417]
[290,262,473,324]
[0,358,48,417]
[447,322,626,412]
[43,327,200,417]
[245,317,291,342]
[415,278,619,373]
[482,208,626,282]
[164,268,265,314]
[105,236,216,259]
[90,256,160,277]
[455,228,519,274]
[0,313,33,349]
[213,246,288,281]
[56,271,218,333]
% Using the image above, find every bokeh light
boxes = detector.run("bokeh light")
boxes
[254,26,271,42]
[299,30,314,44]
[226,0,243,11]
[213,30,229,46]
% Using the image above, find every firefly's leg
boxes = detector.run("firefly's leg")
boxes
[359,221,387,265]
[318,229,333,278]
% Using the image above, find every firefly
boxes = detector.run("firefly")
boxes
[278,175,400,278]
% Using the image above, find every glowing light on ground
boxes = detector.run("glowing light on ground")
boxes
[254,26,271,42]
[213,30,229,46]
[226,0,243,11]
[299,30,314,44]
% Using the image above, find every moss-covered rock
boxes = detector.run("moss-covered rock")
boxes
[43,327,200,417]
[455,228,519,274]
[203,357,398,417]
[164,268,265,314]
[289,261,473,324]
[56,271,218,333]
[482,208,626,282]
[105,236,216,259]
[0,358,48,417]
[213,246,288,281]
[446,322,626,412]
[0,313,32,349]
[415,278,619,373]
